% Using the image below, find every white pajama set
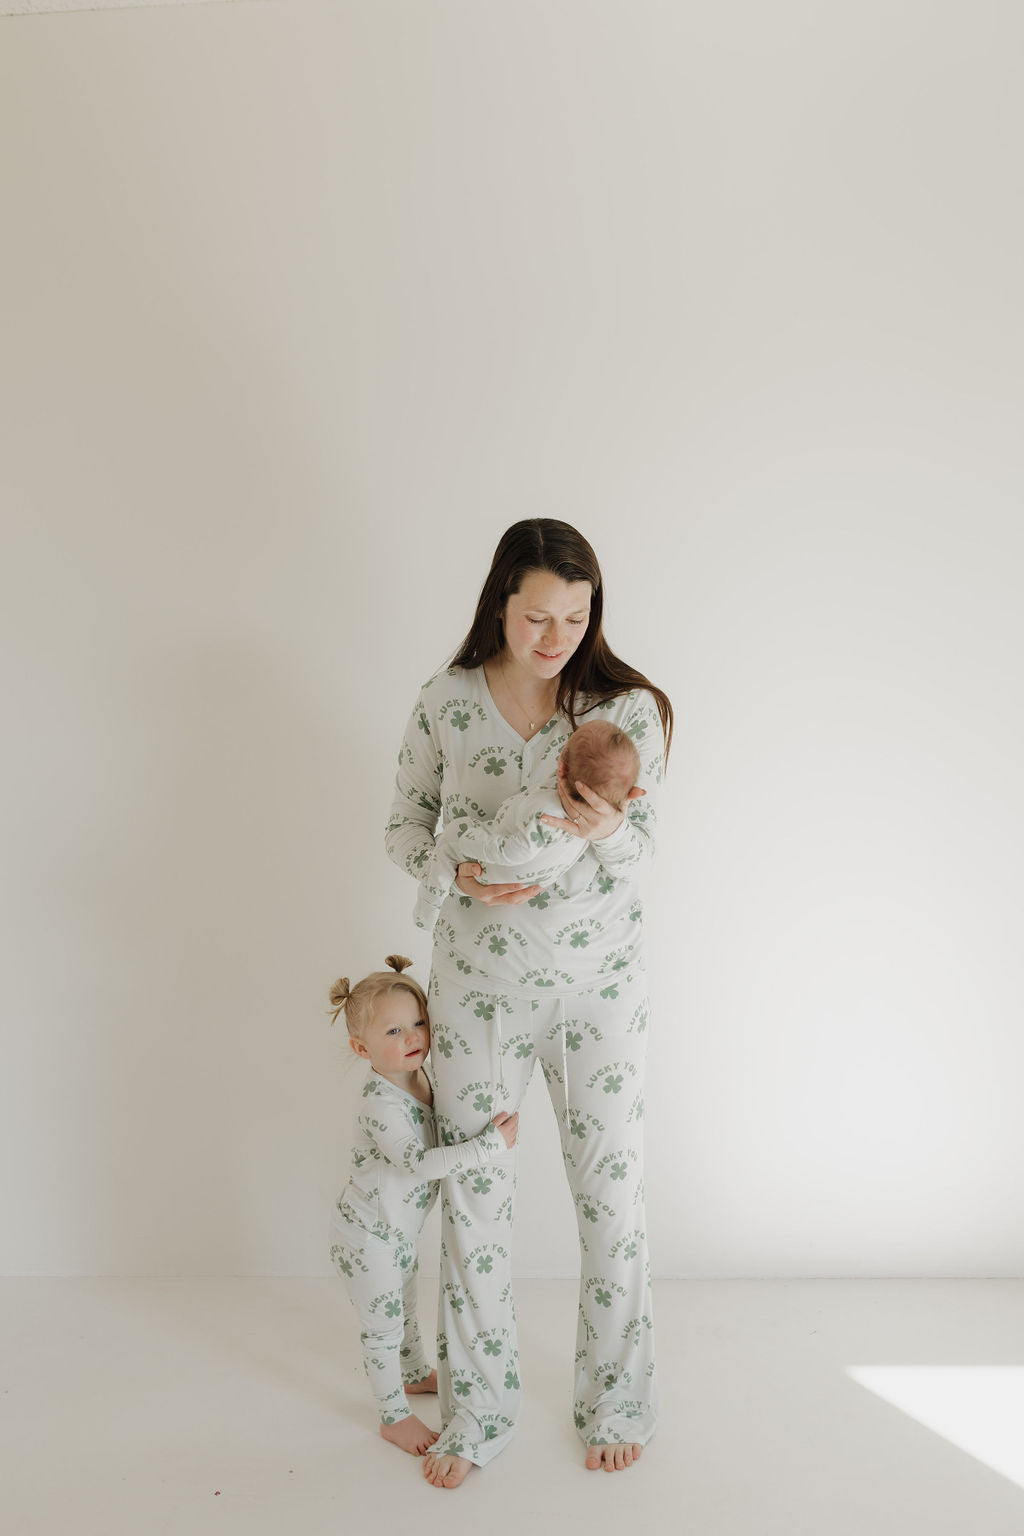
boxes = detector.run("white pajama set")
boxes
[385,666,664,1465]
[330,1067,505,1425]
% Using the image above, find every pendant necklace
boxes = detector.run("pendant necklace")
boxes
[499,660,556,735]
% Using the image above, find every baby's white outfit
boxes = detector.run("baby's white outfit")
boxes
[414,779,583,935]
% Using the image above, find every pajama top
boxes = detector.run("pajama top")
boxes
[386,665,664,997]
[336,1067,506,1245]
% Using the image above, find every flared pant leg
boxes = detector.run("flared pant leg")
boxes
[538,970,658,1449]
[428,966,657,1463]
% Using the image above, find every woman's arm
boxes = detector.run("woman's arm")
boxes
[541,691,665,878]
[384,687,443,887]
[386,674,542,908]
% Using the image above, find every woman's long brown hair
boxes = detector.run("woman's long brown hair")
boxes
[450,519,673,759]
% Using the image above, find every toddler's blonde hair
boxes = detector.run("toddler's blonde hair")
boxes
[328,954,430,1039]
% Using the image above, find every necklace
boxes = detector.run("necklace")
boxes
[495,659,556,735]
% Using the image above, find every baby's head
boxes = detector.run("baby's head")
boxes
[329,954,431,1077]
[559,720,640,810]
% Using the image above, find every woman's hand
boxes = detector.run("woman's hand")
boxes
[491,1110,519,1149]
[455,863,541,906]
[541,782,646,841]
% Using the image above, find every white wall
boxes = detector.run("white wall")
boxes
[2,0,1022,1277]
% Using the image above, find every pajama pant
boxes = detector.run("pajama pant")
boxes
[428,964,657,1465]
[329,1203,433,1426]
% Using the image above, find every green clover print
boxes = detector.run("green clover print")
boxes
[569,931,590,949]
[454,1380,472,1397]
[488,936,508,956]
[484,757,507,775]
[504,1370,520,1390]
[476,1254,494,1273]
[450,710,470,731]
[565,1030,583,1052]
[473,1092,494,1115]
[482,1339,502,1357]
[472,1176,493,1195]
[610,1161,628,1180]
[474,1001,496,1021]
[594,1288,613,1308]
[603,1075,624,1094]
[384,1298,402,1317]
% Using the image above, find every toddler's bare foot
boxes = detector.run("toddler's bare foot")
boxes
[380,1414,439,1456]
[585,1442,643,1472]
[405,1369,438,1395]
[423,1451,473,1488]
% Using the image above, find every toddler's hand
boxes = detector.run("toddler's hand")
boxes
[491,1111,519,1149]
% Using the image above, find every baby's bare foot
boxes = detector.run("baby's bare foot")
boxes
[422,1451,473,1488]
[585,1442,643,1472]
[405,1369,438,1395]
[380,1414,439,1456]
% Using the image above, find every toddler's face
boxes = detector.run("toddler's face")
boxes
[351,990,429,1082]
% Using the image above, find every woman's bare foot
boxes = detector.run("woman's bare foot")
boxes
[380,1414,439,1456]
[585,1442,643,1472]
[405,1369,438,1395]
[422,1451,473,1488]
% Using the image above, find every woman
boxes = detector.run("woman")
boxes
[385,520,672,1487]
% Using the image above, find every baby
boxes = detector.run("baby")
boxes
[415,719,641,933]
[328,955,518,1454]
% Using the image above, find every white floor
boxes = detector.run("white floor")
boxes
[3,1278,1024,1536]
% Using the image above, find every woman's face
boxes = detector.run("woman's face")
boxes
[502,569,592,681]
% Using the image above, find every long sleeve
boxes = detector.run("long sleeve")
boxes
[361,1100,505,1179]
[384,686,443,889]
[591,691,666,879]
[436,796,582,888]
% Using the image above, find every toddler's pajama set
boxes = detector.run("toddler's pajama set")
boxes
[330,1068,504,1426]
[386,666,664,1465]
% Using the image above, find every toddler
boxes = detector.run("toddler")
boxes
[329,954,518,1455]
[414,719,641,934]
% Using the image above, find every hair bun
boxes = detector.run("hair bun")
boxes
[327,978,351,1024]
[384,954,413,973]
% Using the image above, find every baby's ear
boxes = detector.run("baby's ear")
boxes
[349,1036,369,1060]
[557,759,567,779]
